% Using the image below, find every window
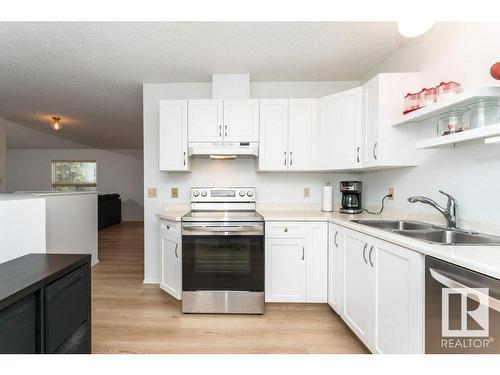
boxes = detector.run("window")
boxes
[51,160,97,191]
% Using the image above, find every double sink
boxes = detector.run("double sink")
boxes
[351,220,500,246]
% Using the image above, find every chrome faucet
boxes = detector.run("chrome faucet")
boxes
[407,190,458,228]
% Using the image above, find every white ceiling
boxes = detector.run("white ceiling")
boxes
[0,22,407,149]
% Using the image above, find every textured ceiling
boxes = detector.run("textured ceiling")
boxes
[0,22,406,148]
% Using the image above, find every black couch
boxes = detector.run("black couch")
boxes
[98,194,121,230]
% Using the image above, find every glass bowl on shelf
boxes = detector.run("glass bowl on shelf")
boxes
[437,110,466,136]
[464,100,500,129]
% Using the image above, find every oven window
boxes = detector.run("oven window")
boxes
[182,235,264,292]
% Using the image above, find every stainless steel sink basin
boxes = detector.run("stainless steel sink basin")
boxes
[351,220,433,231]
[351,219,500,246]
[394,229,500,245]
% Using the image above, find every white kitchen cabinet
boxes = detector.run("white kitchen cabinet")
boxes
[159,219,182,300]
[340,227,424,354]
[370,237,423,354]
[319,88,362,170]
[159,100,190,171]
[361,73,421,168]
[341,228,372,347]
[328,223,342,314]
[306,222,328,303]
[265,238,307,302]
[288,99,319,171]
[258,99,289,171]
[187,99,223,142]
[265,221,327,303]
[223,99,259,142]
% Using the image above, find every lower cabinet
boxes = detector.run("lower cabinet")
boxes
[327,223,342,314]
[265,221,327,303]
[340,227,424,354]
[159,219,182,300]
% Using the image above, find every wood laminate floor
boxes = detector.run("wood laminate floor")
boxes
[91,222,368,354]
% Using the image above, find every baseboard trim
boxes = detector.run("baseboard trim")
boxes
[143,278,159,284]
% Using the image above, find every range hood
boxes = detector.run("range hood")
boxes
[188,142,259,157]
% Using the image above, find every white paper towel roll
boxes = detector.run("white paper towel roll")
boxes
[322,183,333,212]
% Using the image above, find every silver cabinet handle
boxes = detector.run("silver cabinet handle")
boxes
[356,147,360,163]
[174,242,178,258]
[334,230,338,248]
[219,124,222,137]
[302,246,305,261]
[284,151,287,166]
[183,151,186,165]
[284,228,288,232]
[362,243,368,264]
[373,142,378,160]
[368,245,374,267]
[224,124,227,137]
[429,268,500,313]
[290,151,293,166]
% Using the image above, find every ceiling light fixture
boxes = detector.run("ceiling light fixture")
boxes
[397,21,435,38]
[52,116,62,131]
[209,155,237,160]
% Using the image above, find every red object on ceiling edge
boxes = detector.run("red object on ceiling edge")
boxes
[491,62,500,80]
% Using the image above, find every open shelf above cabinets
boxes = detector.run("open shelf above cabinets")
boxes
[416,123,500,149]
[388,87,500,127]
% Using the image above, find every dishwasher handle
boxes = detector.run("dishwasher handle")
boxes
[429,268,500,313]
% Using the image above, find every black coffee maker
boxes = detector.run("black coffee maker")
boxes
[339,181,362,214]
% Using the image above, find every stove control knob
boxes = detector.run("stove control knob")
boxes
[193,190,200,197]
[239,191,246,197]
[201,191,207,197]
[247,190,254,197]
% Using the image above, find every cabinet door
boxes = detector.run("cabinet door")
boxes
[362,77,380,167]
[328,223,342,314]
[370,239,423,354]
[306,222,328,303]
[288,99,318,171]
[187,100,223,142]
[341,228,371,347]
[265,238,306,302]
[319,88,362,170]
[223,99,259,142]
[258,99,288,171]
[159,100,189,171]
[0,293,37,354]
[160,233,182,300]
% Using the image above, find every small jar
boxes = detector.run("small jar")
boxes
[436,81,462,101]
[464,100,500,129]
[403,93,415,114]
[423,87,437,106]
[437,110,465,136]
[416,89,426,109]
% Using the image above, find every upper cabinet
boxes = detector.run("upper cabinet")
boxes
[187,100,223,142]
[223,99,259,142]
[319,88,362,170]
[159,100,190,171]
[361,73,420,168]
[258,99,319,171]
[187,99,258,143]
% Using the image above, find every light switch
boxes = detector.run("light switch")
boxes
[304,187,310,198]
[171,187,179,198]
[147,187,157,198]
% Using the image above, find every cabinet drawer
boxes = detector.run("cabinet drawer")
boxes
[265,222,307,239]
[44,264,90,353]
[160,220,181,237]
[0,293,37,354]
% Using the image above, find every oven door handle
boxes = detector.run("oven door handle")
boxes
[429,268,500,313]
[182,225,263,235]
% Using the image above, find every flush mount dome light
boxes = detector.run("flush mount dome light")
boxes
[397,21,435,38]
[52,116,62,130]
[209,155,237,160]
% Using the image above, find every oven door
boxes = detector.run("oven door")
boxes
[181,222,264,292]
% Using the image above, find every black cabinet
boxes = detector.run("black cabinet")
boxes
[0,254,91,354]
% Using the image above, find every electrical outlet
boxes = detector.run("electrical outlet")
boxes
[304,187,310,198]
[147,187,157,198]
[388,187,394,200]
[171,187,179,198]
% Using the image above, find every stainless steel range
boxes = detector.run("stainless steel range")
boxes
[181,187,264,314]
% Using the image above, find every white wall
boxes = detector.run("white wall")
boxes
[361,22,500,231]
[7,149,144,221]
[0,120,6,193]
[143,80,360,283]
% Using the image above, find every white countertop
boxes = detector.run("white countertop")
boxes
[156,207,500,279]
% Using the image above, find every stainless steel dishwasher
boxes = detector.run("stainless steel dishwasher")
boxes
[425,256,500,353]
